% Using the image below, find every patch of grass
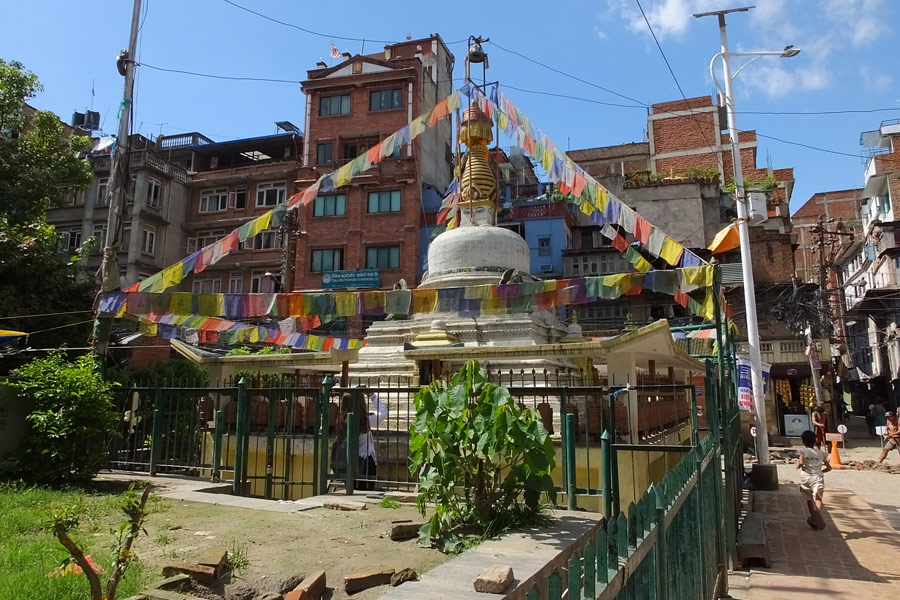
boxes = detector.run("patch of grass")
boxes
[378,498,400,509]
[154,531,172,546]
[228,541,249,576]
[0,484,150,600]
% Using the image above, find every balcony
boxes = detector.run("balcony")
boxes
[89,150,189,184]
[735,339,828,365]
[156,132,214,149]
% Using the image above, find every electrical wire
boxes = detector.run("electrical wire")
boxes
[138,62,300,84]
[26,320,95,336]
[634,0,720,161]
[220,0,467,46]
[0,310,95,321]
[488,40,649,107]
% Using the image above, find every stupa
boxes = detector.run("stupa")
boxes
[355,101,577,380]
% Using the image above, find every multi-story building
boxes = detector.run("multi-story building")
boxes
[293,35,455,298]
[792,189,863,285]
[175,128,304,295]
[47,133,193,288]
[835,120,900,409]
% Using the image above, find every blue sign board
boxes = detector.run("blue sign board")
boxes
[322,269,380,290]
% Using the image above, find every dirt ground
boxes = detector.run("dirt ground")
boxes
[133,498,446,600]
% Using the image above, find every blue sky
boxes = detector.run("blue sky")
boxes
[2,0,898,212]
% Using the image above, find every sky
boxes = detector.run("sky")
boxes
[2,0,898,213]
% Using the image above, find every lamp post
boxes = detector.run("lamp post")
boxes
[695,6,800,465]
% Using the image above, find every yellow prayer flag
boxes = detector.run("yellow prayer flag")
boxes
[634,257,652,273]
[464,285,494,300]
[579,198,594,216]
[603,273,631,292]
[307,335,320,350]
[411,289,438,313]
[409,116,428,138]
[659,237,685,266]
[249,327,259,343]
[682,266,714,288]
[138,320,158,336]
[542,280,558,292]
[595,186,609,212]
[335,162,354,187]
[161,263,183,288]
[701,289,716,320]
[541,149,554,172]
[483,298,507,315]
[335,292,357,317]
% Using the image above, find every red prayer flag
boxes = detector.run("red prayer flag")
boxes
[674,290,690,307]
[573,172,586,198]
[611,235,628,252]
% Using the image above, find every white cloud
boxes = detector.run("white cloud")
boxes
[606,0,725,40]
[823,0,888,46]
[861,66,892,92]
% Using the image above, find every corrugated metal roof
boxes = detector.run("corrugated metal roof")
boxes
[720,263,744,285]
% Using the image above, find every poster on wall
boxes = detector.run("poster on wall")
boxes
[737,355,772,411]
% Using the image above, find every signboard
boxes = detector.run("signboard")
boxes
[787,368,798,376]
[750,426,757,438]
[806,345,821,370]
[825,432,844,442]
[736,355,772,411]
[784,414,811,437]
[837,424,848,434]
[322,269,380,290]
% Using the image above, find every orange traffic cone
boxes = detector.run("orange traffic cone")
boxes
[829,440,845,469]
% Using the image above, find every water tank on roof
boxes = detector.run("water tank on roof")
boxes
[72,111,100,131]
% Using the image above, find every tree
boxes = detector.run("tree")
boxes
[3,352,117,485]
[0,59,95,357]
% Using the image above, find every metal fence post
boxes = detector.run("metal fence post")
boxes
[655,486,668,600]
[345,412,358,495]
[690,379,700,448]
[148,385,163,476]
[609,388,621,516]
[212,409,223,482]
[233,378,248,496]
[565,413,576,510]
[601,429,612,518]
[559,387,569,498]
[317,375,335,496]
[265,388,277,500]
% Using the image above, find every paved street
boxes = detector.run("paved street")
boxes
[730,426,900,599]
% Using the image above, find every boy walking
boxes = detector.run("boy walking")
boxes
[877,411,900,464]
[797,429,831,530]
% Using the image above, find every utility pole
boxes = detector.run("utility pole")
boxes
[93,0,142,358]
[695,5,773,464]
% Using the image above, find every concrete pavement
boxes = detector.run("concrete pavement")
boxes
[729,459,900,599]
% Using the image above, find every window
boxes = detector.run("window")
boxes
[311,248,343,272]
[64,186,79,206]
[231,186,247,209]
[147,177,164,208]
[319,94,350,116]
[250,271,276,293]
[538,236,552,256]
[580,231,594,250]
[369,89,402,111]
[256,182,286,207]
[316,142,333,165]
[342,141,358,160]
[193,278,222,294]
[366,245,400,269]
[196,230,225,248]
[96,177,109,206]
[200,188,228,213]
[122,226,131,248]
[367,190,401,213]
[314,194,346,217]
[92,223,107,242]
[58,229,81,252]
[141,226,156,255]
[228,274,243,294]
[245,230,281,250]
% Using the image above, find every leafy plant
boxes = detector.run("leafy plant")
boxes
[683,166,720,182]
[226,347,253,356]
[228,541,249,575]
[378,498,400,509]
[4,353,117,485]
[410,360,556,549]
[45,483,152,600]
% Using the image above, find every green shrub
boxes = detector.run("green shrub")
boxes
[410,360,556,550]
[4,353,117,485]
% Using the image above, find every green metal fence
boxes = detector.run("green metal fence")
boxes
[522,435,725,600]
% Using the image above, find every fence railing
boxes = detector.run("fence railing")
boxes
[522,435,725,600]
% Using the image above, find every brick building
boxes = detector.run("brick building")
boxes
[792,189,863,285]
[293,35,454,302]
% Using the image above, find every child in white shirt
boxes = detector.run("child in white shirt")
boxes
[797,429,831,530]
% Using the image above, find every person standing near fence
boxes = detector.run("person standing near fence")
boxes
[339,392,387,491]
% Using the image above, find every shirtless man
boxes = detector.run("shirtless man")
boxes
[878,411,900,464]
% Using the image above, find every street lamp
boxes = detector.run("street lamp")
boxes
[263,272,283,293]
[695,7,800,466]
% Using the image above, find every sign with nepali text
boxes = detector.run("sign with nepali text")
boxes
[737,354,772,412]
[322,269,380,290]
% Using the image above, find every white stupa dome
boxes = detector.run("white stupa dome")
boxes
[421,225,531,289]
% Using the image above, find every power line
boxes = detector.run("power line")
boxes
[488,40,650,107]
[220,0,467,46]
[136,62,866,160]
[0,310,95,321]
[139,62,300,84]
[634,0,720,160]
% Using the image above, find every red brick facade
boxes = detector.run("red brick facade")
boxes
[792,189,862,284]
